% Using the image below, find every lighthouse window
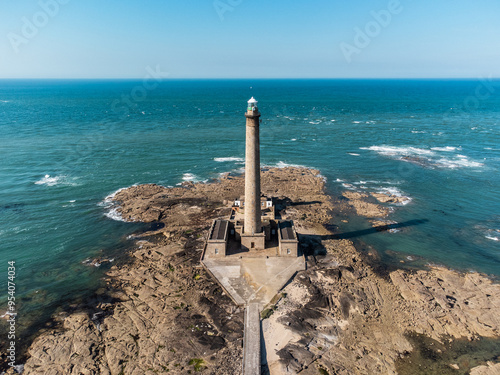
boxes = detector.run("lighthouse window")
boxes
[215,249,219,254]
[287,249,291,254]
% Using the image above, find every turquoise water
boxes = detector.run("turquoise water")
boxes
[0,79,499,344]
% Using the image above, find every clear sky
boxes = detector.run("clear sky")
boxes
[1,0,499,79]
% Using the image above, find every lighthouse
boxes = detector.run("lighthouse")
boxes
[204,97,299,259]
[241,97,265,250]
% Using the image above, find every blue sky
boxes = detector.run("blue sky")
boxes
[1,0,499,78]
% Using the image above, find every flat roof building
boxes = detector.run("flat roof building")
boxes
[206,219,229,257]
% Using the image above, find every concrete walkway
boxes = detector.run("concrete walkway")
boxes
[243,303,261,375]
[201,255,305,375]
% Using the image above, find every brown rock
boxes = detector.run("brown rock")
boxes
[16,167,500,375]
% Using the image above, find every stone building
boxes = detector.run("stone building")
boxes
[206,219,229,258]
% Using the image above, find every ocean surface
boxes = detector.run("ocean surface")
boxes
[1,79,499,346]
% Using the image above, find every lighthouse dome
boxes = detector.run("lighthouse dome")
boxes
[247,97,258,105]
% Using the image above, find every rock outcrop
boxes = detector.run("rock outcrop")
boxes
[11,167,500,375]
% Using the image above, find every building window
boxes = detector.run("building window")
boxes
[251,242,255,249]
[287,248,291,254]
[215,249,219,254]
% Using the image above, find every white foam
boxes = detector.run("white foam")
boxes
[291,138,297,141]
[342,183,356,190]
[182,173,198,182]
[352,121,362,124]
[0,100,10,103]
[353,180,383,185]
[235,167,245,174]
[411,130,426,134]
[35,174,60,186]
[360,145,435,156]
[214,157,244,162]
[100,186,130,206]
[434,157,484,169]
[485,235,499,241]
[104,207,126,222]
[362,145,484,169]
[99,186,137,222]
[431,146,459,152]
[82,258,102,267]
[268,161,310,169]
[35,174,79,187]
[378,187,404,196]
[376,187,412,205]
[348,153,360,156]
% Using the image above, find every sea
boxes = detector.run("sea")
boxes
[1,79,499,351]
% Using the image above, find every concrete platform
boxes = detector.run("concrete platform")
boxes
[202,256,305,308]
[201,252,305,375]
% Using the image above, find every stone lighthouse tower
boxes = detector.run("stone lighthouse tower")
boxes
[241,97,265,250]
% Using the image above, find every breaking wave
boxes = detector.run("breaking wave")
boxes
[182,173,197,181]
[98,186,134,222]
[175,173,209,185]
[431,146,460,152]
[35,174,79,187]
[214,157,244,163]
[376,187,412,205]
[360,145,484,169]
[360,145,434,156]
[484,228,500,242]
[265,161,311,169]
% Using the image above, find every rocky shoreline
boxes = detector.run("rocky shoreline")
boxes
[4,167,499,374]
